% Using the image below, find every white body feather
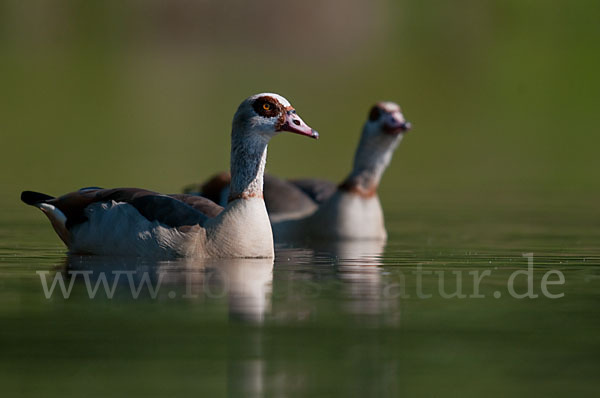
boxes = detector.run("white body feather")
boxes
[67,198,274,259]
[272,191,387,242]
[70,201,199,257]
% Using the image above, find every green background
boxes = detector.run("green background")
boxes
[2,0,598,208]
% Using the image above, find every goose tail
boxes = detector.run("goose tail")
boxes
[21,191,70,246]
[21,191,54,205]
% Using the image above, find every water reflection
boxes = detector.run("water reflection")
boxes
[61,255,274,323]
[274,239,400,324]
[55,243,399,396]
[7,197,600,397]
[56,239,398,326]
[229,240,399,397]
[321,240,392,317]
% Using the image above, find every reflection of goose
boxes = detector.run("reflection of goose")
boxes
[204,258,273,323]
[313,240,387,315]
[185,102,410,243]
[310,239,386,265]
[21,93,318,258]
[277,240,398,321]
[60,255,273,322]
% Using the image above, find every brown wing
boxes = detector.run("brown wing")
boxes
[24,187,223,229]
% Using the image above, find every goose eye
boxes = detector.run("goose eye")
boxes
[252,97,280,117]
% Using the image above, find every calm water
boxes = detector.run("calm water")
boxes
[1,194,599,397]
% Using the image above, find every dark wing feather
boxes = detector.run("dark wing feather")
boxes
[263,174,319,215]
[181,173,339,215]
[167,194,223,218]
[38,188,222,229]
[287,178,338,205]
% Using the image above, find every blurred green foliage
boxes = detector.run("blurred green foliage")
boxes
[1,0,599,207]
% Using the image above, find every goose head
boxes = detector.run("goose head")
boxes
[346,102,411,192]
[232,93,319,141]
[228,93,318,201]
[354,102,411,166]
[364,101,411,139]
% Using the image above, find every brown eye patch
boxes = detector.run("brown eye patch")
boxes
[253,96,282,118]
[368,105,382,121]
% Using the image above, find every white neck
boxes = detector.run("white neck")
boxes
[342,128,402,192]
[204,129,273,258]
[229,133,269,200]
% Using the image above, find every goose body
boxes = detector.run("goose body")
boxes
[22,93,318,258]
[272,190,387,241]
[184,101,410,242]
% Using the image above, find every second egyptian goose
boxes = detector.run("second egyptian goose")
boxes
[21,93,318,258]
[184,101,410,242]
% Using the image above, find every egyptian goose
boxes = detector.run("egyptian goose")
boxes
[184,102,410,241]
[21,93,318,258]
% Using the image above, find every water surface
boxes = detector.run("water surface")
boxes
[1,195,599,397]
